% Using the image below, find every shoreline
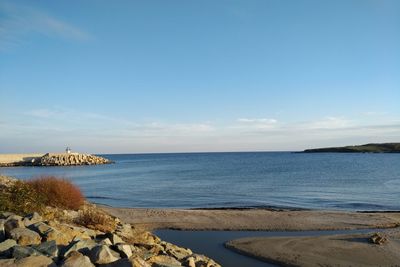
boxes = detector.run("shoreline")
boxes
[99,203,400,213]
[99,205,400,231]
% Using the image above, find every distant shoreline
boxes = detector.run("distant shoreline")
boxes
[303,142,400,153]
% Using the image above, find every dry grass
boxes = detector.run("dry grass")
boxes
[0,180,45,215]
[74,207,117,232]
[27,176,84,210]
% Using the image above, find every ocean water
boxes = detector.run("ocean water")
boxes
[0,152,399,211]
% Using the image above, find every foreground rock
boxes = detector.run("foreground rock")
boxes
[9,228,41,246]
[0,209,221,267]
[225,228,400,267]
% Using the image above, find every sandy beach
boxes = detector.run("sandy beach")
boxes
[101,206,400,266]
[100,206,400,231]
[226,228,400,266]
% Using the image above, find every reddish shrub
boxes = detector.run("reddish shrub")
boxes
[27,176,84,210]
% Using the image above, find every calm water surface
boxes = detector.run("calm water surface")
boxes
[154,228,379,267]
[1,152,399,210]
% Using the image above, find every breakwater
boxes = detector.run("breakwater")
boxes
[0,153,112,167]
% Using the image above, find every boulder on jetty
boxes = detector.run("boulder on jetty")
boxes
[39,153,111,166]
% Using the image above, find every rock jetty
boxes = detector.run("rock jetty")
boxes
[39,153,111,166]
[0,153,112,167]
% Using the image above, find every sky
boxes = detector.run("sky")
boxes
[0,0,399,153]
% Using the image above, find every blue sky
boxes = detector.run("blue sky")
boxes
[0,0,399,153]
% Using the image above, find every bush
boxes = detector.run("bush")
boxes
[27,176,84,210]
[74,208,117,232]
[0,181,45,215]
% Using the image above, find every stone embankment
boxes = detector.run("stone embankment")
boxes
[0,211,220,267]
[39,153,111,166]
[0,176,221,267]
[0,153,112,167]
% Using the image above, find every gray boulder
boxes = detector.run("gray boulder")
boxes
[61,251,94,267]
[147,255,182,267]
[0,258,16,266]
[9,227,41,246]
[0,212,15,220]
[15,255,56,267]
[12,245,42,259]
[63,239,97,257]
[97,238,112,246]
[97,258,136,267]
[0,219,5,242]
[0,239,17,258]
[113,243,132,258]
[28,222,51,236]
[4,217,24,236]
[89,245,120,265]
[29,222,70,246]
[23,212,43,227]
[32,240,58,257]
[103,233,124,245]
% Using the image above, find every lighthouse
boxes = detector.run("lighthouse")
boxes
[66,147,71,154]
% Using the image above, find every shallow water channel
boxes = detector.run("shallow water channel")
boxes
[154,229,379,267]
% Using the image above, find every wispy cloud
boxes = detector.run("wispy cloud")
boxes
[237,118,277,124]
[299,116,352,130]
[1,108,399,153]
[22,108,215,138]
[0,1,91,50]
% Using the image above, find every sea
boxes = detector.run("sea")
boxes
[1,152,399,211]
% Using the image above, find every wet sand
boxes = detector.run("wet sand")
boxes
[226,228,400,267]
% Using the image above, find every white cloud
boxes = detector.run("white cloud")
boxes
[0,1,91,50]
[300,117,352,130]
[237,118,277,124]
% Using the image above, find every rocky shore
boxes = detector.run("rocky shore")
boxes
[0,153,112,167]
[0,176,220,267]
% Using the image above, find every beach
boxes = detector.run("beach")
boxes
[102,206,400,266]
[100,206,400,231]
[2,152,400,266]
[225,228,400,267]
